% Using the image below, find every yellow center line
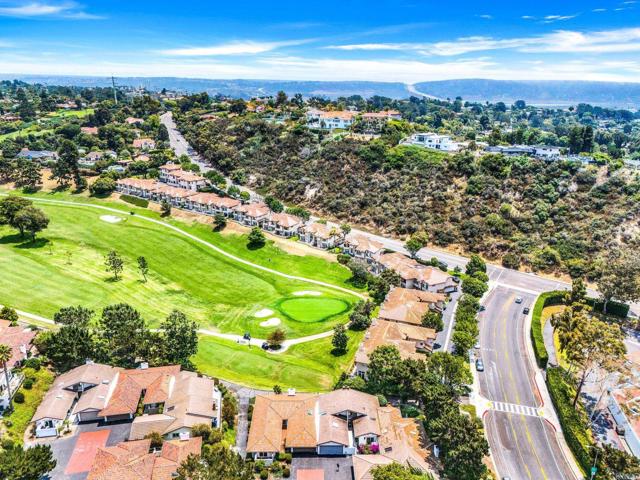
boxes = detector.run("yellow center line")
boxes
[502,295,549,480]
[491,293,533,480]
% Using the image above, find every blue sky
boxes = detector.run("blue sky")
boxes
[0,0,639,83]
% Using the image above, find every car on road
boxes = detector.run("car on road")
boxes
[474,341,481,350]
[478,305,486,312]
[475,359,484,372]
[432,342,441,350]
[523,307,530,314]
[243,332,251,340]
[452,276,460,284]
[616,424,626,436]
[515,297,523,304]
[261,341,269,350]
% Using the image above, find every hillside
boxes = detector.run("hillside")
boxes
[180,114,640,278]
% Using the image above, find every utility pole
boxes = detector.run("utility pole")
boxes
[111,76,118,105]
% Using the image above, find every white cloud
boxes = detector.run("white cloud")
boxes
[160,40,309,56]
[543,14,578,23]
[327,27,640,56]
[521,15,536,20]
[592,8,607,12]
[0,2,101,19]
[478,14,493,19]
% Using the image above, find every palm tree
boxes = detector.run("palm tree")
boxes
[0,343,13,412]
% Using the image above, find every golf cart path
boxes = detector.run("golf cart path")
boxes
[1,195,364,353]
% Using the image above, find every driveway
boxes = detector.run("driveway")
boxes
[47,421,132,480]
[291,455,354,480]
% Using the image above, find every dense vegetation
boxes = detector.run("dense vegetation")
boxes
[180,109,640,275]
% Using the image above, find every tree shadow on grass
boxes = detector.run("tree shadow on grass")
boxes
[0,233,50,249]
[246,242,266,251]
[331,348,348,357]
[104,277,122,283]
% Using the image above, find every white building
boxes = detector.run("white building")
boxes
[401,133,459,152]
[306,109,357,130]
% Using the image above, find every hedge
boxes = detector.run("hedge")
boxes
[546,367,591,476]
[120,194,149,208]
[587,298,630,318]
[530,291,565,368]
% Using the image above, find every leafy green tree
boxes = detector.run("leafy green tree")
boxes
[465,254,486,276]
[0,306,19,324]
[461,276,488,297]
[0,444,56,480]
[160,310,198,368]
[175,444,253,480]
[247,227,266,248]
[52,139,80,187]
[565,314,626,407]
[372,463,434,480]
[160,199,172,217]
[366,345,402,396]
[213,213,227,231]
[44,324,98,372]
[347,259,369,287]
[0,196,32,226]
[137,256,149,282]
[89,177,116,196]
[13,206,49,241]
[53,306,94,327]
[267,329,286,349]
[332,324,349,353]
[421,310,444,332]
[452,330,475,356]
[99,303,147,368]
[14,159,42,192]
[427,352,472,396]
[264,195,284,213]
[597,249,640,314]
[104,249,124,280]
[368,268,401,305]
[405,237,424,259]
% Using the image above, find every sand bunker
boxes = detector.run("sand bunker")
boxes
[254,308,274,318]
[260,317,281,327]
[292,290,322,296]
[100,215,123,224]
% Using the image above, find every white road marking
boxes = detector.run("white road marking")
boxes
[492,401,540,418]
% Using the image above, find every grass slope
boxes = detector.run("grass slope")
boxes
[194,330,364,391]
[0,199,357,338]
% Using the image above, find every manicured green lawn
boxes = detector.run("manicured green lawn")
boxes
[0,126,53,141]
[194,330,364,391]
[0,201,357,338]
[277,297,349,323]
[1,367,55,443]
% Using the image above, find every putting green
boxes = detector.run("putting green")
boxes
[277,297,350,323]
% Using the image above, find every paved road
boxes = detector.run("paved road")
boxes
[478,286,577,479]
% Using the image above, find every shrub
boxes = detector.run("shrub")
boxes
[13,391,25,403]
[530,291,565,368]
[23,357,41,371]
[89,177,116,196]
[23,378,34,390]
[376,394,388,406]
[260,469,269,480]
[337,253,351,265]
[546,367,592,475]
[120,194,148,208]
[461,276,488,297]
[283,467,291,478]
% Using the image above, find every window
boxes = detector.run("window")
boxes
[282,419,288,429]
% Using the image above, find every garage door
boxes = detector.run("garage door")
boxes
[77,410,100,423]
[318,445,343,456]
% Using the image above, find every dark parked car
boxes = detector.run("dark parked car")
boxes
[523,307,530,314]
[243,332,251,340]
[478,305,486,312]
[475,359,485,372]
[616,424,626,436]
[261,341,269,350]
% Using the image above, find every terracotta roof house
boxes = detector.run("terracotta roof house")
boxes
[32,363,222,440]
[343,233,385,263]
[132,138,156,151]
[125,117,144,125]
[379,287,446,323]
[301,222,339,249]
[232,202,270,226]
[353,287,442,379]
[263,212,303,237]
[372,252,457,293]
[81,126,99,135]
[158,163,207,191]
[306,109,357,130]
[247,390,433,477]
[87,436,202,480]
[0,320,37,410]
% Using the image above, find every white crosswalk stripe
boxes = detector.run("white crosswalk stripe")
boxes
[490,401,540,417]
